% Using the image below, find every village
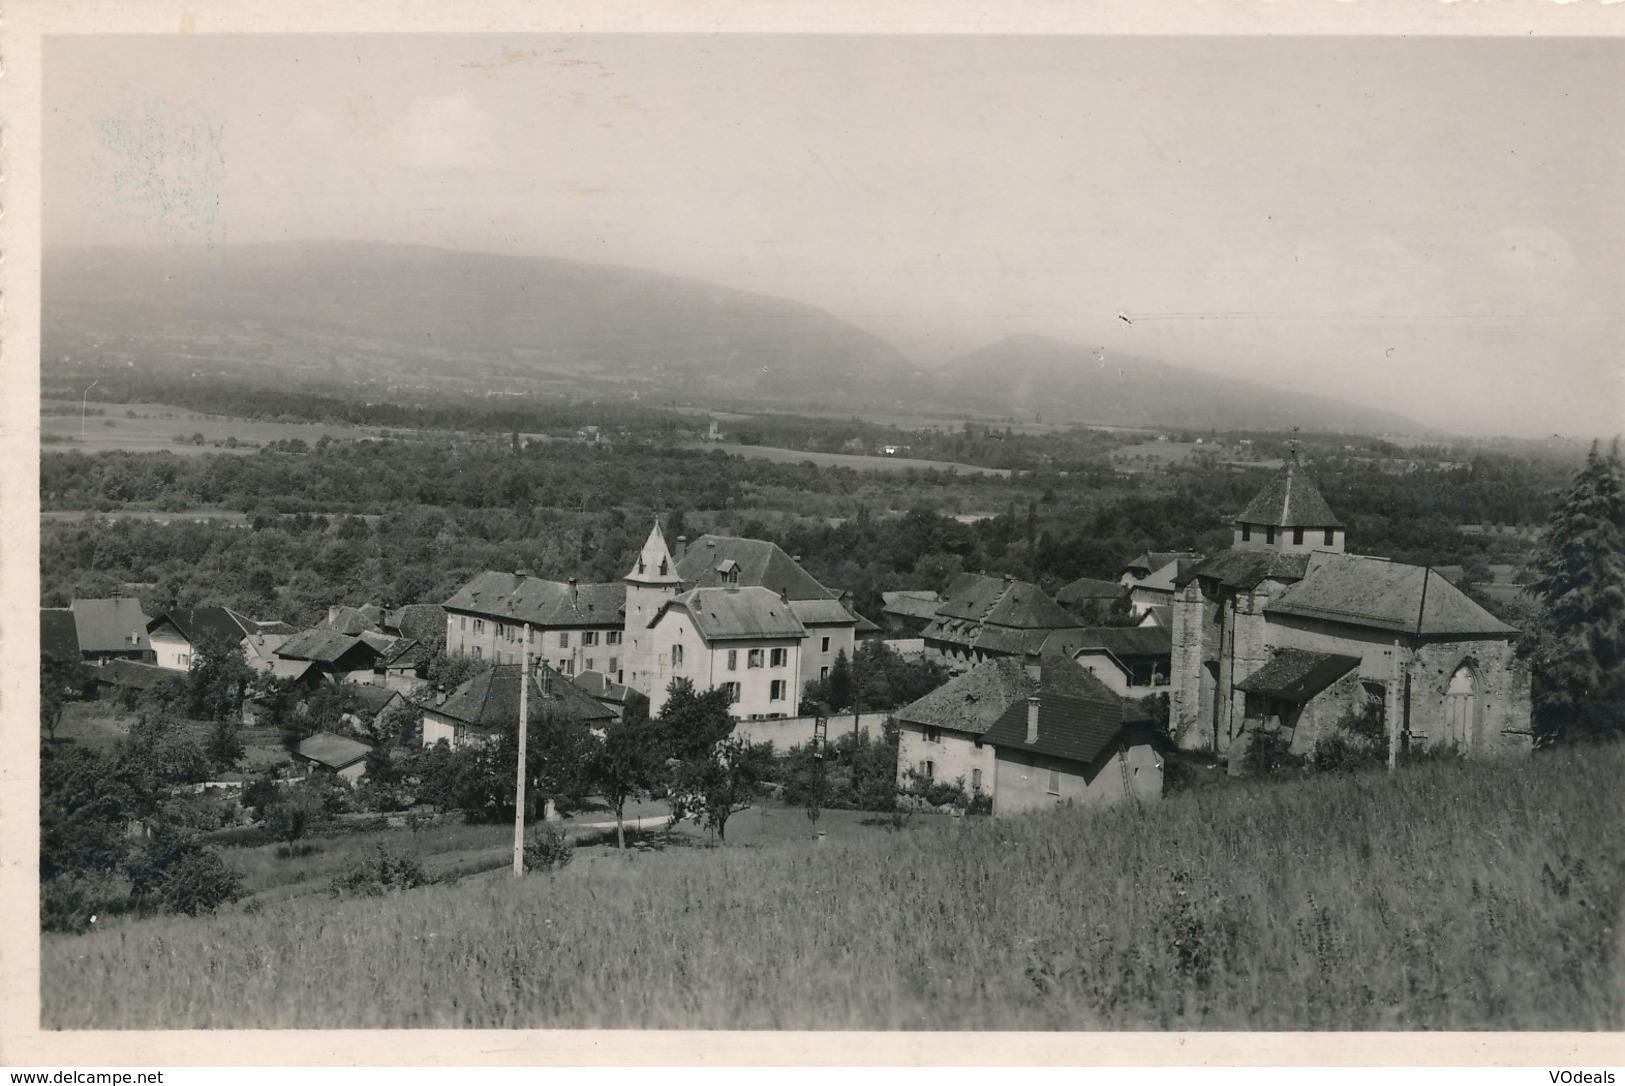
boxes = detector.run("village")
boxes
[42,455,1535,832]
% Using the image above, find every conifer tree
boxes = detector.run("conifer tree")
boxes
[1522,440,1625,743]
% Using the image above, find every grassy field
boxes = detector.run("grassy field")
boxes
[683,441,1012,477]
[41,746,1623,1030]
[40,400,406,455]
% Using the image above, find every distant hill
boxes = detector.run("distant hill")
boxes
[931,334,1430,435]
[43,242,910,399]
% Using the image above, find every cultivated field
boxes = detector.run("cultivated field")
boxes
[42,746,1624,1030]
[683,441,1012,477]
[40,401,406,456]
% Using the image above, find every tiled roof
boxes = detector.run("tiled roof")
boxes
[296,731,372,770]
[923,574,1075,653]
[894,656,1037,735]
[1140,606,1173,629]
[881,590,943,620]
[323,606,383,636]
[1236,461,1344,528]
[573,668,636,704]
[1136,558,1203,595]
[147,605,256,647]
[1044,625,1172,661]
[275,629,378,666]
[1123,551,1200,576]
[385,603,447,642]
[347,684,403,715]
[381,638,430,668]
[270,658,322,682]
[444,572,626,628]
[429,663,615,730]
[788,598,860,627]
[1267,553,1517,638]
[41,609,81,660]
[626,522,682,586]
[71,598,153,654]
[658,586,807,642]
[676,535,837,600]
[1176,548,1313,592]
[241,631,291,664]
[1235,648,1361,703]
[981,692,1153,767]
[92,659,177,690]
[1055,576,1128,605]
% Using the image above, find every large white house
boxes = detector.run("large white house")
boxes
[643,586,805,720]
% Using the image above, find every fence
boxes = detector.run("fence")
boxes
[732,711,891,753]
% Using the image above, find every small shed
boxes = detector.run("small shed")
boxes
[294,731,373,783]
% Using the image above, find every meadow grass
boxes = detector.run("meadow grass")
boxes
[42,746,1623,1030]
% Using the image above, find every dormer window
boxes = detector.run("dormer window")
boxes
[659,559,668,576]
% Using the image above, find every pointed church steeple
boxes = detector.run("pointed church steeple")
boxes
[625,520,682,586]
[1233,459,1345,553]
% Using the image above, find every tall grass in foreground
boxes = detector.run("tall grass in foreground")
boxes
[43,747,1624,1030]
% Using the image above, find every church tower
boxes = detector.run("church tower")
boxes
[1230,456,1345,554]
[623,520,684,697]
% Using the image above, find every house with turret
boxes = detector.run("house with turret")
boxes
[1169,457,1532,762]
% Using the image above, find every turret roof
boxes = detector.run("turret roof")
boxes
[1237,460,1343,528]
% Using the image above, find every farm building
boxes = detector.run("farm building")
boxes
[147,605,291,672]
[1053,575,1130,624]
[294,731,372,784]
[70,598,155,665]
[1118,553,1202,618]
[881,590,943,635]
[1170,457,1533,762]
[1040,625,1173,697]
[273,628,385,686]
[894,653,1162,815]
[920,573,1077,673]
[420,662,614,750]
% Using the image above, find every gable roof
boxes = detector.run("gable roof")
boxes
[41,609,81,661]
[1176,548,1313,592]
[1123,551,1200,577]
[1235,648,1362,703]
[1267,553,1517,638]
[573,668,637,705]
[1044,625,1172,661]
[443,572,626,628]
[380,637,430,669]
[275,628,379,666]
[1135,558,1202,595]
[923,574,1076,654]
[91,659,178,691]
[675,535,837,600]
[894,656,1036,735]
[787,598,860,627]
[1055,576,1129,606]
[323,605,383,636]
[981,691,1157,767]
[385,603,447,642]
[1236,460,1344,528]
[295,731,372,771]
[656,586,808,642]
[428,663,616,730]
[71,598,153,654]
[347,684,403,716]
[147,605,256,647]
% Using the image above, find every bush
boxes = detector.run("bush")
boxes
[522,823,574,873]
[901,769,970,810]
[330,844,429,897]
[1310,702,1388,773]
[125,833,244,918]
[40,872,126,934]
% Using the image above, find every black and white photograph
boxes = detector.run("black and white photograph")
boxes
[6,0,1625,1061]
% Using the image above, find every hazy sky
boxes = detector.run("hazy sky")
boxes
[44,34,1623,438]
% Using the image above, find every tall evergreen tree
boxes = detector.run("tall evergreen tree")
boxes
[1522,440,1625,744]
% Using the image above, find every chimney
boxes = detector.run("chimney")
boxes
[569,576,579,608]
[1026,695,1040,744]
[435,684,446,707]
[676,535,688,561]
[327,606,338,625]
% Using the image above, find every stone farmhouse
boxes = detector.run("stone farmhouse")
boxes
[67,598,155,666]
[442,572,626,678]
[920,572,1078,673]
[147,605,293,672]
[1170,458,1532,761]
[894,653,1163,815]
[1041,625,1173,697]
[421,661,615,750]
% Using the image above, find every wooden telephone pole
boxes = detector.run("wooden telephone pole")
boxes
[513,625,530,877]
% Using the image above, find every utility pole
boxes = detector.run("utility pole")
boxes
[513,624,530,877]
[81,379,99,443]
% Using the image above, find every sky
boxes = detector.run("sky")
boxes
[43,34,1624,438]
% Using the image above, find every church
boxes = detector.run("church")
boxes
[1169,458,1533,761]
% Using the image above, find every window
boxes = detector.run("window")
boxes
[770,679,786,701]
[747,649,764,668]
[726,568,739,584]
[473,619,485,634]
[672,644,685,667]
[924,726,941,743]
[563,658,575,676]
[1324,528,1335,546]
[559,631,570,648]
[1047,768,1061,796]
[460,616,467,630]
[971,768,982,791]
[472,645,482,660]
[607,631,622,646]
[770,647,787,668]
[921,760,935,780]
[821,637,831,653]
[583,631,598,647]
[608,657,619,675]
[727,649,738,671]
[1292,527,1304,545]
[584,658,595,673]
[178,653,190,668]
[1241,524,1251,542]
[529,628,535,644]
[820,666,830,681]
[721,681,741,703]
[1265,526,1276,545]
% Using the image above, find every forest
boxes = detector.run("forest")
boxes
[40,417,1574,628]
